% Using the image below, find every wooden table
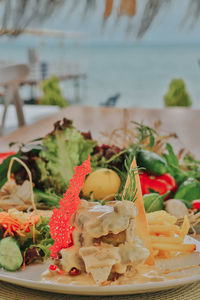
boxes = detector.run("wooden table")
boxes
[0,106,199,158]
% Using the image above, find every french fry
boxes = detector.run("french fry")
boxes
[149,224,180,235]
[147,211,177,225]
[180,215,190,240]
[146,210,195,259]
[151,236,182,244]
[152,242,196,253]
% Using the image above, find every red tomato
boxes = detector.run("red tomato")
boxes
[192,200,200,210]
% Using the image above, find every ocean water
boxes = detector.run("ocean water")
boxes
[0,41,200,109]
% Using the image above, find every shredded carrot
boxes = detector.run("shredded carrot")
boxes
[32,222,36,244]
[21,251,26,270]
[0,211,40,243]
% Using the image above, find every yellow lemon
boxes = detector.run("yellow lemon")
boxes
[82,168,121,201]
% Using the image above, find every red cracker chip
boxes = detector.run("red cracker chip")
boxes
[49,156,91,258]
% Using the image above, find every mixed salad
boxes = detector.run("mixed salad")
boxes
[0,118,200,272]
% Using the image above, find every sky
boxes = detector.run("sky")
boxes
[1,0,200,45]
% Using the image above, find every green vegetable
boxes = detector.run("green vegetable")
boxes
[17,216,53,262]
[143,193,167,212]
[35,119,96,195]
[163,143,187,185]
[174,177,200,202]
[0,237,23,271]
[182,154,200,180]
[164,78,192,107]
[39,75,67,108]
[34,188,61,208]
[137,149,168,175]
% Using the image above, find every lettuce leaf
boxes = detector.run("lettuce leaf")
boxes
[17,216,54,263]
[35,119,96,195]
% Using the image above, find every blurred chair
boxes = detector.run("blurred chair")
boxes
[100,93,121,107]
[0,64,30,135]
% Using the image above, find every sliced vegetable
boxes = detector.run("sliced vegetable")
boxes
[137,149,168,175]
[0,237,23,271]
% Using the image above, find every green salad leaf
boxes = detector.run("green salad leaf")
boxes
[35,119,97,195]
[17,216,53,263]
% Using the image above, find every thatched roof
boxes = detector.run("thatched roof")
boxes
[1,0,200,38]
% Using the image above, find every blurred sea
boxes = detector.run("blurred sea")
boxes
[0,40,200,108]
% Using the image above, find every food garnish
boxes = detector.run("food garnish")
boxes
[49,156,91,258]
[122,156,155,265]
[0,237,23,271]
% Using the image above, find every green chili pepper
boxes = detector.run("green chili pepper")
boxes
[137,149,168,176]
[174,177,200,202]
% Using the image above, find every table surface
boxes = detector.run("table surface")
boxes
[0,105,200,299]
[0,106,200,157]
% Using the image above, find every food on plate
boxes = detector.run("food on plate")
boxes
[52,199,149,285]
[43,201,197,286]
[147,211,195,258]
[0,119,96,209]
[42,157,197,286]
[0,209,53,271]
[0,118,200,217]
[82,168,121,201]
[0,118,200,288]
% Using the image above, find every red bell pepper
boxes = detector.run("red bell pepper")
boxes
[155,173,177,193]
[139,172,177,199]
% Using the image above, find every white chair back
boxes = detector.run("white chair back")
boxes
[0,64,29,86]
[0,64,30,135]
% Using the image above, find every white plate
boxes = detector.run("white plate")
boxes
[0,236,200,296]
